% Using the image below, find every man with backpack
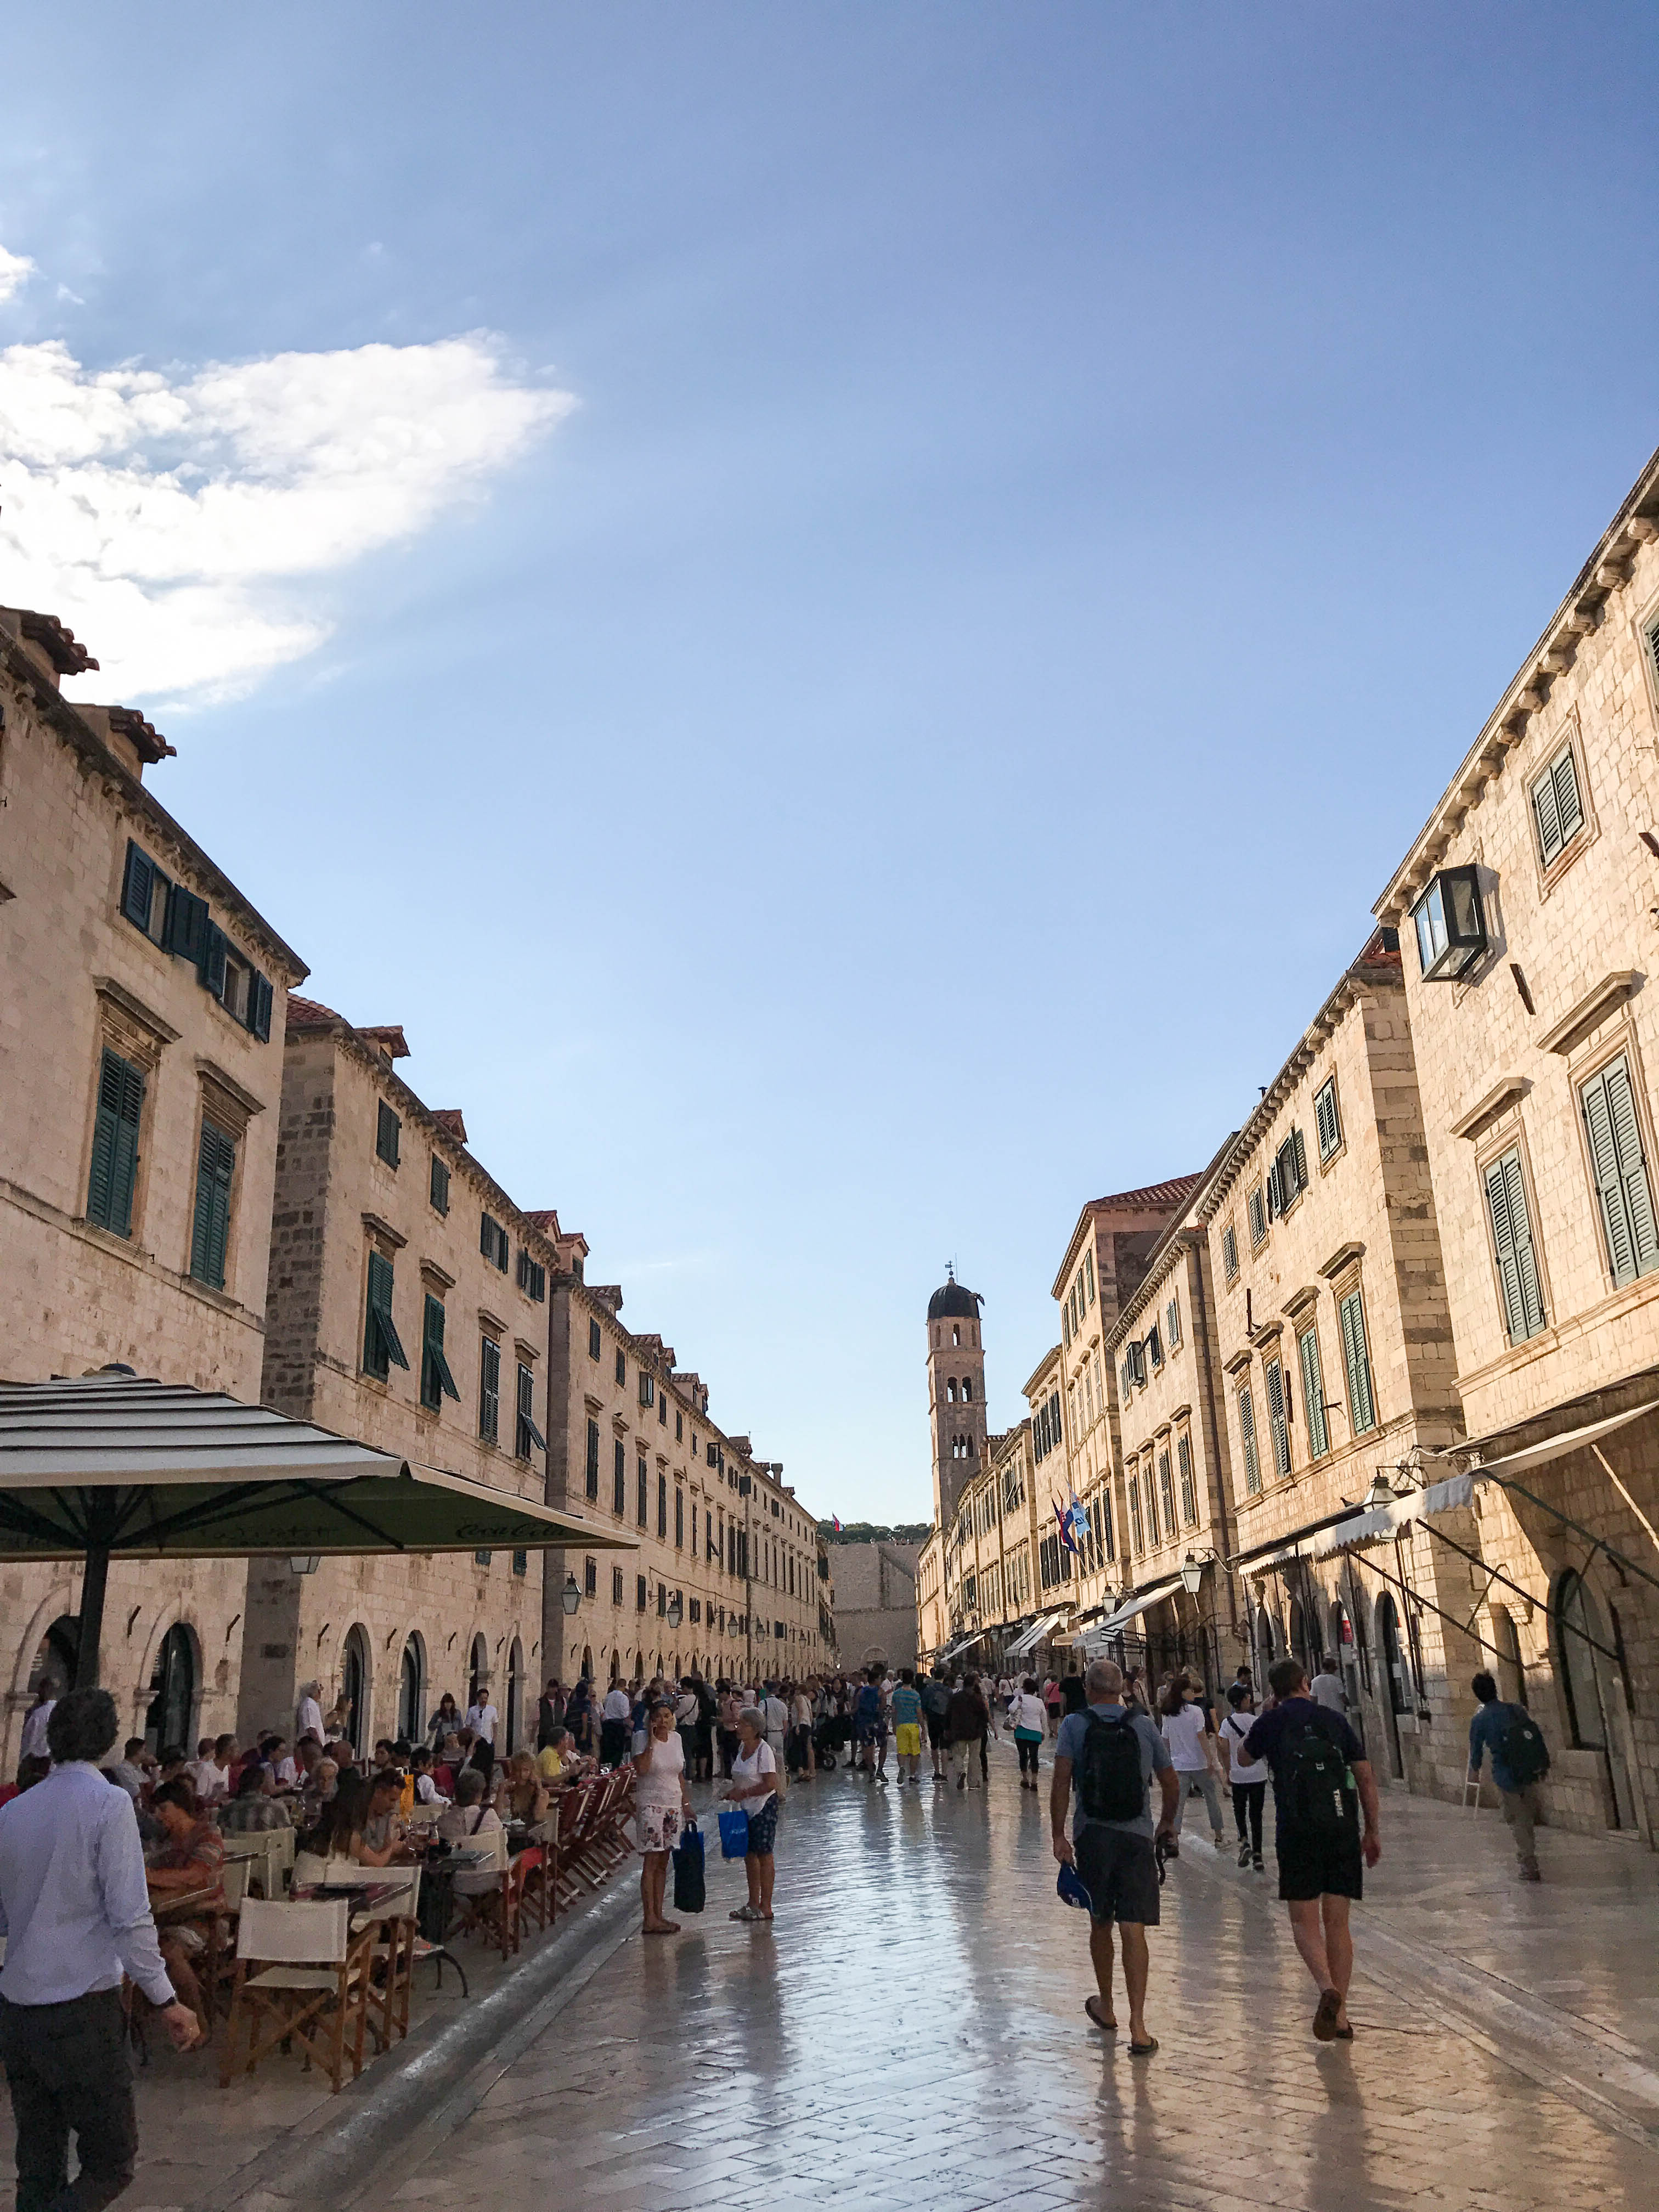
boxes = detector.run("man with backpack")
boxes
[1051,1657,1178,2056]
[1467,1671,1551,1881]
[921,1670,952,1782]
[1244,1658,1381,2043]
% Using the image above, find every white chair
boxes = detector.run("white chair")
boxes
[218,1898,371,2094]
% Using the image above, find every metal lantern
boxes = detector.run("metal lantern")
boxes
[561,1572,582,1617]
[1410,866,1487,981]
[1180,1551,1205,1598]
[667,1592,684,1629]
[289,1554,321,1576]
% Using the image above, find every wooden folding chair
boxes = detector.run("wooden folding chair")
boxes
[218,1898,373,2094]
[519,1838,553,1934]
[551,1784,587,1911]
[453,1826,512,1952]
[365,1873,421,2050]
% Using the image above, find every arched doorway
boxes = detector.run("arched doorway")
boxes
[30,1615,80,1703]
[580,1644,592,1681]
[341,1624,371,1758]
[608,1649,621,1685]
[1328,1599,1362,1741]
[1253,1606,1277,1689]
[1374,1595,1407,1779]
[468,1634,488,1713]
[1555,1572,1637,1829]
[506,1637,524,1753]
[398,1634,426,1743]
[145,1623,196,1754]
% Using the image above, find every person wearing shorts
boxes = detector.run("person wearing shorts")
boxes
[1051,1658,1177,2056]
[1245,1659,1380,2042]
[922,1672,951,1781]
[890,1668,924,1784]
[630,1700,693,1936]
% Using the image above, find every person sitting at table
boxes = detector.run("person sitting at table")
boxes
[297,1771,371,1871]
[301,1756,340,1831]
[409,1745,449,1808]
[536,1728,569,1784]
[146,1778,226,2034]
[190,1734,236,1804]
[0,1754,50,1809]
[428,1692,461,1749]
[464,1731,495,1785]
[436,1769,505,1900]
[371,1739,398,1775]
[220,1762,294,1832]
[500,1752,550,1832]
[432,1735,461,1797]
[356,1771,411,1866]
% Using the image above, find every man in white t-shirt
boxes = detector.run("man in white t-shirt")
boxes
[599,1682,632,1768]
[1310,1658,1348,1716]
[464,1696,499,1746]
[295,1681,324,1746]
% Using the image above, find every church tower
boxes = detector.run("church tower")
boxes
[928,1268,986,1530]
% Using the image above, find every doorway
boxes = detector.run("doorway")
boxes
[398,1634,425,1743]
[30,1616,80,1703]
[1556,1572,1638,1830]
[145,1623,196,1754]
[506,1637,524,1754]
[341,1624,370,1758]
[1374,1595,1407,1780]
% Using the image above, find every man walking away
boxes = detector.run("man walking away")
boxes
[1245,1659,1381,2042]
[1052,1659,1177,2056]
[1468,1672,1551,1881]
[1218,1684,1268,1871]
[1060,1666,1088,1720]
[948,1675,989,1790]
[599,1679,632,1769]
[890,1669,924,1785]
[536,1678,563,1751]
[1310,1656,1348,1717]
[0,1689,199,2212]
[922,1670,951,1782]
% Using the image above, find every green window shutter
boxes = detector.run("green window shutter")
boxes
[1316,1079,1340,1161]
[1158,1450,1176,1532]
[421,1295,460,1407]
[88,1048,144,1236]
[1551,749,1584,849]
[1265,1359,1290,1476]
[1582,1058,1659,1287]
[1177,1433,1195,1523]
[1483,1148,1545,1341]
[189,1121,235,1290]
[121,842,155,931]
[1238,1386,1260,1494]
[363,1249,410,1376]
[1298,1327,1329,1458]
[247,972,273,1042]
[1532,759,1564,865]
[614,1440,627,1515]
[1339,1289,1376,1434]
[478,1336,500,1442]
[585,1418,600,1499]
[165,884,209,963]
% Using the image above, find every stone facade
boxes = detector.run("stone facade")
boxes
[1375,449,1659,1843]
[541,1273,836,1691]
[0,606,306,1769]
[829,1539,919,1671]
[242,997,568,1756]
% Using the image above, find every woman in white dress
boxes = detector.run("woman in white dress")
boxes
[631,1697,693,1935]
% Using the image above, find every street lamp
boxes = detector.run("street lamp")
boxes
[289,1555,321,1576]
[1180,1552,1206,1598]
[1363,1471,1401,1511]
[561,1573,582,1617]
[1410,866,1487,983]
[667,1592,684,1629]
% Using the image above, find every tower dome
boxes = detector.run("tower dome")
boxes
[927,1269,982,1323]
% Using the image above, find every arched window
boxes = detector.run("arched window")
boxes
[30,1615,80,1703]
[1555,1572,1607,1750]
[398,1633,426,1742]
[506,1637,524,1753]
[342,1624,371,1757]
[580,1644,593,1681]
[946,1380,957,1404]
[952,1326,961,1346]
[145,1622,196,1754]
[469,1633,488,1710]
[609,1647,621,1685]
[962,1378,973,1403]
[634,1648,645,1679]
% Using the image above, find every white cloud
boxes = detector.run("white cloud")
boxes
[0,324,573,705]
[0,246,35,303]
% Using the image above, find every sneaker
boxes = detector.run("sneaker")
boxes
[1252,1853,1263,1873]
[1238,1840,1252,1867]
[1520,1864,1542,1882]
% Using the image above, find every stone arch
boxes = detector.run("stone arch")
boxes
[9,1581,82,1700]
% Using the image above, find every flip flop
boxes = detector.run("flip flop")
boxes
[730,1904,760,1920]
[1313,1990,1344,2041]
[1084,1996,1118,2034]
[1128,2038,1159,2058]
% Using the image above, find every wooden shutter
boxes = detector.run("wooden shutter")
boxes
[1316,1079,1340,1160]
[585,1418,600,1499]
[1582,1057,1659,1287]
[1532,757,1564,864]
[165,884,209,963]
[121,842,155,930]
[1237,1386,1260,1493]
[1339,1290,1376,1434]
[88,1048,144,1236]
[422,1294,459,1403]
[364,1249,408,1374]
[1298,1328,1328,1458]
[1291,1126,1308,1194]
[1551,749,1584,849]
[614,1440,627,1514]
[248,972,273,1041]
[1483,1148,1544,1341]
[1158,1449,1176,1532]
[1265,1359,1290,1476]
[1177,1432,1195,1523]
[200,922,228,997]
[189,1121,235,1289]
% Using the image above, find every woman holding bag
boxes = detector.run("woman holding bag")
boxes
[724,1706,780,1922]
[631,1698,694,1936]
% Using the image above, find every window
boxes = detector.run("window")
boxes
[589,1317,602,1360]
[1127,1471,1144,1552]
[1532,742,1586,868]
[1267,1130,1308,1218]
[1247,1186,1267,1246]
[640,1371,655,1408]
[478,1336,501,1443]
[1222,1222,1238,1281]
[189,1119,235,1290]
[1166,1294,1181,1351]
[1143,1465,1160,1546]
[363,1251,409,1380]
[658,1392,668,1426]
[1484,1149,1546,1343]
[1264,1358,1290,1478]
[656,1583,667,1617]
[1410,866,1487,982]
[1146,1324,1163,1371]
[585,1418,600,1500]
[1315,1077,1342,1163]
[584,1555,597,1598]
[612,1440,627,1515]
[430,1155,450,1215]
[1238,1385,1261,1496]
[516,1364,544,1458]
[1297,1326,1329,1459]
[87,1048,144,1237]
[120,839,171,940]
[657,1474,668,1538]
[637,1458,648,1527]
[1157,1449,1176,1534]
[516,1250,546,1301]
[480,1212,509,1271]
[1580,1055,1659,1289]
[1177,1432,1196,1525]
[675,1411,684,1442]
[636,1574,648,1612]
[1084,1252,1096,1306]
[962,1376,973,1402]
[612,1565,624,1605]
[690,1598,701,1624]
[420,1294,460,1410]
[1338,1288,1376,1435]
[615,1350,627,1388]
[675,1488,685,1547]
[376,1101,400,1169]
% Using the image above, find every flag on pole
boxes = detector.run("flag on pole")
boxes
[1068,1488,1091,1539]
[1054,1499,1077,1555]
[831,1515,843,1532]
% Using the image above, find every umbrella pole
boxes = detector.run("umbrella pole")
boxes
[75,1539,111,1689]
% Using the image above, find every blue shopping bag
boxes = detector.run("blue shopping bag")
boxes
[718,1806,751,1860]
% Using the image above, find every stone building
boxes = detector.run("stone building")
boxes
[1375,445,1659,1842]
[0,605,306,1770]
[1195,938,1470,1796]
[541,1268,836,1691]
[242,995,582,1755]
[831,1539,920,1672]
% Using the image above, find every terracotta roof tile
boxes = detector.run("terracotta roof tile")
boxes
[1088,1174,1203,1215]
[285,994,347,1031]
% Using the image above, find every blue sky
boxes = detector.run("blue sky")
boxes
[3,6,1657,1525]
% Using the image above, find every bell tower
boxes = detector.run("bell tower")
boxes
[927,1268,986,1530]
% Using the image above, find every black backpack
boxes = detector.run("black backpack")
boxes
[1500,1708,1551,1787]
[1286,1718,1357,1838]
[1077,1714,1146,1823]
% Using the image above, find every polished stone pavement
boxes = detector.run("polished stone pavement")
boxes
[386,1742,1659,2212]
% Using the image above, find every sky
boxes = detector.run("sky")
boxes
[3,6,1658,1527]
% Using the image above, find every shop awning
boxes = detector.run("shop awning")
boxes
[1005,1610,1066,1658]
[1310,1472,1475,1560]
[1093,1576,1184,1640]
[1446,1399,1659,1484]
[936,1633,984,1663]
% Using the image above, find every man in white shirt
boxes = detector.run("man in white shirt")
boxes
[464,1696,499,1747]
[1310,1658,1349,1716]
[0,1689,198,2212]
[599,1683,632,1768]
[18,1684,57,1765]
[295,1681,324,1746]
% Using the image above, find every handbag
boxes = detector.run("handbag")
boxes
[718,1806,751,1859]
[672,1820,706,1913]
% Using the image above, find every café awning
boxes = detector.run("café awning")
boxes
[1005,1610,1066,1658]
[0,1376,635,1682]
[1093,1576,1184,1641]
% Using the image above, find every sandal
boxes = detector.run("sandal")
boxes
[1084,1996,1118,2034]
[730,1904,760,1920]
[1128,2038,1159,2057]
[1313,1990,1344,2041]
